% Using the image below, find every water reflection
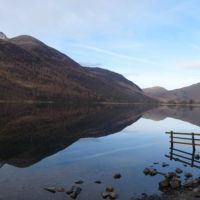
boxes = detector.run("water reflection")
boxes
[0,103,152,168]
[0,104,200,199]
[143,105,200,126]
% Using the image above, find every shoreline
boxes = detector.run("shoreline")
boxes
[0,100,200,107]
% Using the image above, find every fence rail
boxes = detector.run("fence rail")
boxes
[165,131,200,169]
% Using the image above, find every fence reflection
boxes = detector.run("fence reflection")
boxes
[165,131,200,169]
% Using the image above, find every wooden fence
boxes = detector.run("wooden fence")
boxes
[165,131,200,169]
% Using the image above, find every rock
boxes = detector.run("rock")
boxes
[195,177,200,184]
[159,178,170,189]
[183,180,194,188]
[113,173,121,179]
[149,169,157,176]
[56,187,65,192]
[75,180,84,184]
[165,172,177,179]
[95,180,102,184]
[185,173,193,178]
[102,191,110,199]
[143,168,150,175]
[141,193,147,197]
[193,186,200,197]
[70,187,82,199]
[175,168,183,174]
[106,186,114,192]
[66,186,76,195]
[110,192,117,199]
[162,163,169,168]
[170,177,181,189]
[184,179,199,188]
[44,187,56,193]
[193,179,200,186]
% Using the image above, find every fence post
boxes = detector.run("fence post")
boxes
[170,131,173,149]
[192,132,196,152]
[169,131,173,160]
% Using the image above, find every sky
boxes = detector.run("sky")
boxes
[1,0,200,90]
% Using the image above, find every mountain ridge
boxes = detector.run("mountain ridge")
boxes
[144,83,200,103]
[0,33,155,103]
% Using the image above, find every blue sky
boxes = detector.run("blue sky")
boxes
[1,0,200,89]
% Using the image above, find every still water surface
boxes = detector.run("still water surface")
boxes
[0,104,200,199]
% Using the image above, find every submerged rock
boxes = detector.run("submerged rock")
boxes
[106,186,114,192]
[102,191,110,199]
[70,187,82,199]
[110,192,117,199]
[44,187,56,193]
[102,187,117,200]
[113,173,121,179]
[162,163,169,168]
[75,180,84,184]
[143,168,150,175]
[175,168,183,174]
[149,169,157,176]
[66,186,76,195]
[185,173,193,178]
[95,180,102,184]
[143,168,157,176]
[56,187,65,192]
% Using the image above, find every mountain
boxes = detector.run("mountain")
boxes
[143,83,200,103]
[0,32,8,40]
[0,33,154,103]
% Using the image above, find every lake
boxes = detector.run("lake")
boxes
[0,104,200,200]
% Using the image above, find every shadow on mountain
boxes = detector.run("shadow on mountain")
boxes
[143,105,200,127]
[0,103,154,168]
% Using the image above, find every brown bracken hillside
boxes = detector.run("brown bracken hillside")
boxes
[0,33,154,103]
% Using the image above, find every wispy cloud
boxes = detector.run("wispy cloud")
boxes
[75,44,159,65]
[176,60,200,69]
[1,0,200,89]
[122,72,140,77]
[189,43,200,51]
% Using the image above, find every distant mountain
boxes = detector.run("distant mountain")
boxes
[143,83,200,103]
[0,33,154,103]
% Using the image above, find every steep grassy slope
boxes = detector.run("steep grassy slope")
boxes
[0,34,154,103]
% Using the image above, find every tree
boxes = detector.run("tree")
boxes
[189,99,195,104]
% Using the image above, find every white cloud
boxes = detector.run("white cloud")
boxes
[0,0,186,39]
[0,0,152,37]
[176,60,200,69]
